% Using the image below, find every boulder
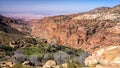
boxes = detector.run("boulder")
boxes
[42,60,56,68]
[5,62,13,67]
[22,61,30,65]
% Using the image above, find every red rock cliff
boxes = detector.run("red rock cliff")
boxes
[31,5,120,53]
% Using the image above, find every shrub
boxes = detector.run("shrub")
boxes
[69,51,90,67]
[71,56,79,64]
[42,53,54,63]
[21,45,42,58]
[78,51,90,64]
[46,44,58,52]
[12,50,26,64]
[0,44,14,51]
[54,51,70,64]
[29,55,41,66]
[25,38,37,45]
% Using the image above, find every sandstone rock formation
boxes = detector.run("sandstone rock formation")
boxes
[85,46,120,68]
[42,60,56,68]
[31,5,120,53]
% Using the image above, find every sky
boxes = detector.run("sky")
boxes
[0,0,120,17]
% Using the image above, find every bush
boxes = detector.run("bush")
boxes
[12,50,26,64]
[25,38,37,45]
[78,51,90,64]
[42,53,54,63]
[70,51,90,67]
[54,51,70,64]
[71,56,79,64]
[0,45,14,51]
[18,43,90,66]
[29,55,41,66]
[21,45,42,58]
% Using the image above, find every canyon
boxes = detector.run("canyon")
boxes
[31,5,120,53]
[0,4,120,68]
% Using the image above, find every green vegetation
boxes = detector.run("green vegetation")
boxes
[20,43,48,57]
[18,43,90,67]
[0,31,23,45]
[0,34,90,67]
[20,43,84,58]
[0,31,37,47]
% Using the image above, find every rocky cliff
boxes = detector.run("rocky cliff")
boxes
[31,5,120,53]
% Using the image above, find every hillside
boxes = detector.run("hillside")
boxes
[0,15,31,35]
[31,4,120,53]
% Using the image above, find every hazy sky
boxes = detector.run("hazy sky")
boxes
[0,0,120,16]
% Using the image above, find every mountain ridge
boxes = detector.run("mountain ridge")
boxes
[31,4,120,53]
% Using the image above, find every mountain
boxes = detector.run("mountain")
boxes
[89,4,120,13]
[31,4,120,53]
[0,15,31,35]
[89,7,110,13]
[0,15,35,49]
[74,4,120,21]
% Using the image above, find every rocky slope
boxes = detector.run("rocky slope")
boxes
[0,15,36,51]
[31,5,120,53]
[0,15,31,35]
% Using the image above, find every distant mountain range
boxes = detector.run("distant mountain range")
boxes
[0,11,73,19]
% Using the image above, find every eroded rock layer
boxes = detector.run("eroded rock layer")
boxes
[31,5,120,53]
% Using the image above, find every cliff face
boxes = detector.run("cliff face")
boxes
[31,5,120,53]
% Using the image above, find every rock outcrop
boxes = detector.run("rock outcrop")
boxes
[42,60,56,68]
[85,46,120,68]
[31,5,120,53]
